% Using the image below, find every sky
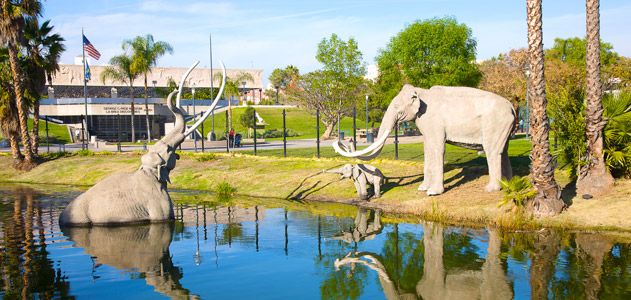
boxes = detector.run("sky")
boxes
[43,0,631,86]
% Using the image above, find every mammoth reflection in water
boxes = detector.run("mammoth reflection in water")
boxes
[332,208,383,243]
[62,223,197,299]
[335,222,512,300]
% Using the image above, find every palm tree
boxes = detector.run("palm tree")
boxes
[0,0,42,166]
[0,48,24,163]
[525,0,565,216]
[577,0,614,196]
[125,34,173,141]
[213,71,254,130]
[100,53,141,142]
[23,18,65,154]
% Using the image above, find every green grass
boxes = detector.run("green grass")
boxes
[0,118,71,144]
[196,107,379,141]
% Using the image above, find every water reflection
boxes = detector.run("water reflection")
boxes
[1,187,630,299]
[62,223,196,299]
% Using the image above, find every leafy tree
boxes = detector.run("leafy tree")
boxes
[100,51,141,142]
[546,37,618,68]
[213,71,254,130]
[288,34,367,139]
[268,65,299,104]
[478,48,528,116]
[374,17,481,111]
[239,106,255,138]
[125,34,173,140]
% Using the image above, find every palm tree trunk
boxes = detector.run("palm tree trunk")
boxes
[31,102,39,155]
[130,84,135,143]
[530,229,560,300]
[7,45,35,165]
[526,0,564,216]
[144,74,151,141]
[577,0,614,196]
[1,119,23,163]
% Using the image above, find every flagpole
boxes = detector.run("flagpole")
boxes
[82,27,89,149]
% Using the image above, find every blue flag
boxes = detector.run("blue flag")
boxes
[85,60,91,81]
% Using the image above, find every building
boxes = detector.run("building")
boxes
[41,62,264,142]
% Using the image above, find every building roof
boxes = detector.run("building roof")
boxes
[51,64,264,89]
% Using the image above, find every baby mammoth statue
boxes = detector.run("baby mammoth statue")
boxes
[327,164,385,200]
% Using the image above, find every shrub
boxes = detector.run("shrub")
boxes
[257,128,300,139]
[498,176,537,208]
[76,149,94,156]
[195,153,216,162]
[215,181,236,202]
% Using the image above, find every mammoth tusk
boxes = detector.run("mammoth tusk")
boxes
[184,61,227,136]
[175,61,200,109]
[332,127,391,160]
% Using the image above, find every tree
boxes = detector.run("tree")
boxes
[268,65,299,104]
[374,17,481,111]
[525,0,565,216]
[100,52,141,142]
[126,34,173,140]
[576,0,615,196]
[478,49,528,111]
[23,18,65,154]
[0,0,42,167]
[288,34,367,139]
[0,48,23,163]
[213,71,254,130]
[239,106,255,138]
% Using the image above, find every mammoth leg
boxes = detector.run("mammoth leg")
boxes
[483,119,513,192]
[355,176,369,200]
[423,132,445,196]
[501,141,513,180]
[373,177,382,198]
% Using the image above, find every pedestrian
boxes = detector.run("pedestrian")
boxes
[229,128,235,147]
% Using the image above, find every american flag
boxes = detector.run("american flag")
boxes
[82,34,101,60]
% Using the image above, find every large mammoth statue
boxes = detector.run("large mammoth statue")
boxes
[60,61,226,226]
[334,84,516,195]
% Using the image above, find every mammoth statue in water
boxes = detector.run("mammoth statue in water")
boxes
[334,84,516,195]
[60,61,226,226]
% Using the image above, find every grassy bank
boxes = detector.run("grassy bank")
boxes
[1,139,629,232]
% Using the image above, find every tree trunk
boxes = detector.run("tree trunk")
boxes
[144,74,151,141]
[575,233,612,300]
[530,229,560,300]
[577,0,614,196]
[526,0,564,216]
[7,45,35,166]
[321,122,336,140]
[31,102,39,155]
[1,118,23,164]
[130,84,136,143]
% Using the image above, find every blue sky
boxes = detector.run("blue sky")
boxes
[43,0,631,85]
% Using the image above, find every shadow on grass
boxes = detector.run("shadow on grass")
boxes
[561,180,577,207]
[381,173,424,195]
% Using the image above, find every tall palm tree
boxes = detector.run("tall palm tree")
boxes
[0,48,23,162]
[0,0,41,166]
[525,0,565,216]
[125,34,173,141]
[100,53,141,142]
[23,18,65,154]
[577,0,614,196]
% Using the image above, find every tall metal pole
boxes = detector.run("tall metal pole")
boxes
[211,111,215,140]
[282,109,287,157]
[81,115,86,150]
[201,111,205,152]
[209,33,214,100]
[193,85,197,152]
[81,28,90,146]
[253,108,257,155]
[275,86,279,105]
[316,109,320,158]
[117,113,121,151]
[352,106,357,150]
[45,117,49,153]
[394,120,399,160]
[365,94,369,139]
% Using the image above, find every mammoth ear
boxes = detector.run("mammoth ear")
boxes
[411,90,418,100]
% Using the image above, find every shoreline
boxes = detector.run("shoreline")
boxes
[1,152,629,234]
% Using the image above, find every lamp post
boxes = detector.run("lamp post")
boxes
[192,83,197,152]
[275,85,279,105]
[152,80,157,97]
[241,81,247,105]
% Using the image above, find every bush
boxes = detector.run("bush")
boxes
[195,153,216,162]
[550,89,631,179]
[256,128,300,139]
[76,149,94,156]
[215,181,236,202]
[498,176,537,208]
